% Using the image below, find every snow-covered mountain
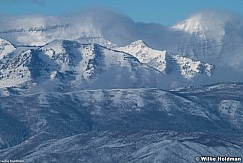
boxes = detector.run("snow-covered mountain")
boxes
[171,11,243,71]
[117,40,213,79]
[0,10,242,74]
[0,37,216,95]
[0,39,170,95]
[0,10,243,163]
[1,10,241,82]
[0,85,242,162]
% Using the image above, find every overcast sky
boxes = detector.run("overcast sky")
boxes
[1,0,243,26]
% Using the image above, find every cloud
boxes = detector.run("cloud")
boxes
[0,7,242,54]
[0,7,180,48]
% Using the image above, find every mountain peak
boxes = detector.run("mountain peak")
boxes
[172,14,203,33]
[0,38,15,60]
[129,40,149,48]
[171,11,241,34]
[169,11,243,66]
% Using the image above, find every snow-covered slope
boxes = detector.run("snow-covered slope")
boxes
[117,40,167,72]
[173,83,243,130]
[2,131,242,163]
[117,40,213,79]
[171,11,243,71]
[171,12,226,61]
[0,85,242,162]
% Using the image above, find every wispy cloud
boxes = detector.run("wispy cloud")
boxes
[0,8,169,47]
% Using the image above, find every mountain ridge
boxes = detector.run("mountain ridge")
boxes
[0,85,243,162]
[0,39,173,95]
[117,40,213,79]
